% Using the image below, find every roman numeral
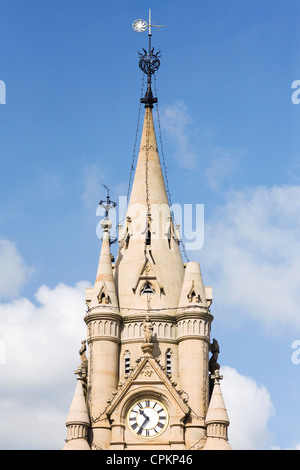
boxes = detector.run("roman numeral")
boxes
[138,403,143,409]
[146,430,150,437]
[157,422,164,429]
[145,400,150,407]
[132,423,138,430]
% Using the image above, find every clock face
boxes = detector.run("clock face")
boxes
[128,399,168,438]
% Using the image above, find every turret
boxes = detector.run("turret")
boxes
[63,376,90,450]
[84,217,122,450]
[176,262,213,447]
[203,369,231,450]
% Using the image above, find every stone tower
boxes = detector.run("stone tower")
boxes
[63,14,231,451]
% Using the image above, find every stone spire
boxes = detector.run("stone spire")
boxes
[86,218,119,311]
[63,380,91,450]
[114,106,185,314]
[177,261,211,313]
[203,370,231,450]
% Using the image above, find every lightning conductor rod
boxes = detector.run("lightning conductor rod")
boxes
[148,9,152,55]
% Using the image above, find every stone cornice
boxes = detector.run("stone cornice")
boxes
[84,310,122,325]
[176,310,213,323]
[87,336,120,345]
[177,335,210,344]
[122,313,176,324]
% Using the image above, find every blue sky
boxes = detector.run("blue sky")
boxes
[1,0,300,450]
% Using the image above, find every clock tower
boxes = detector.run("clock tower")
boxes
[63,11,231,451]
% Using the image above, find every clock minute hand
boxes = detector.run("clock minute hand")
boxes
[138,415,149,434]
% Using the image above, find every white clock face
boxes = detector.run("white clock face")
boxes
[128,399,168,438]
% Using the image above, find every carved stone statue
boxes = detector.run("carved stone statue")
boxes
[209,338,220,373]
[141,316,154,355]
[74,340,88,394]
[79,340,88,366]
[143,316,153,343]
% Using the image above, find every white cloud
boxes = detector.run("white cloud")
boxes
[0,398,67,450]
[160,100,202,169]
[82,163,104,210]
[201,184,300,331]
[221,366,275,450]
[0,280,90,449]
[204,147,242,192]
[160,100,243,189]
[0,239,33,300]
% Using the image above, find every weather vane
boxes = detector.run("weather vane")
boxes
[99,184,117,219]
[132,10,166,108]
[132,9,166,37]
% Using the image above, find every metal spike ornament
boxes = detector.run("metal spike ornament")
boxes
[132,10,166,108]
[99,184,117,220]
[98,184,117,239]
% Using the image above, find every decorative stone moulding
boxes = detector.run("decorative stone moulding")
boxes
[177,318,211,340]
[84,312,122,343]
[121,319,177,343]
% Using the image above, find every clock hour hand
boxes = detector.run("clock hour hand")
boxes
[139,410,149,420]
[138,415,149,434]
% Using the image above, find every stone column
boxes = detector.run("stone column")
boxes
[85,311,122,449]
[176,312,213,448]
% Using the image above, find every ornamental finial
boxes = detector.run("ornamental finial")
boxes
[98,184,117,235]
[132,10,166,108]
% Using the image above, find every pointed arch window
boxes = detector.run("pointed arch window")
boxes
[187,282,201,304]
[97,285,111,305]
[145,226,151,246]
[140,282,155,295]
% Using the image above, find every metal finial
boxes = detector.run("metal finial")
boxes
[132,9,166,35]
[99,184,117,219]
[132,10,166,108]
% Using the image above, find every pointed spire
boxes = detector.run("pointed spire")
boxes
[86,219,119,310]
[63,380,91,450]
[127,106,169,211]
[203,370,231,450]
[65,380,90,427]
[114,14,184,313]
[177,262,209,314]
[115,106,184,314]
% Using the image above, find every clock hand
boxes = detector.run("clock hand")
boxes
[138,416,150,434]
